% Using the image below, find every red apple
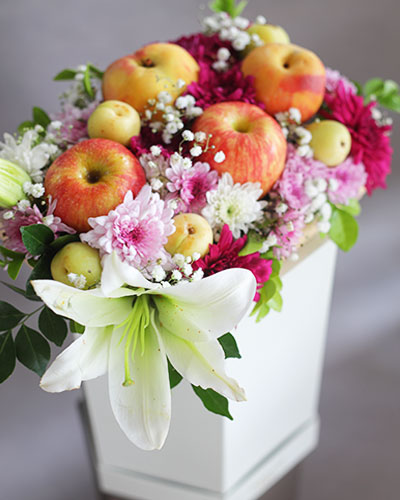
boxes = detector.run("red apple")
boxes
[242,43,326,122]
[102,43,199,114]
[44,139,146,232]
[192,102,287,196]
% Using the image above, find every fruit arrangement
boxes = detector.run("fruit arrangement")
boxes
[0,1,398,451]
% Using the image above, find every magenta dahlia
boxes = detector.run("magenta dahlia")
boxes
[193,224,272,301]
[323,81,392,194]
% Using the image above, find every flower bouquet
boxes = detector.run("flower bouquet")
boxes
[0,0,398,459]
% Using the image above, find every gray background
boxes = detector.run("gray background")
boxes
[1,0,399,499]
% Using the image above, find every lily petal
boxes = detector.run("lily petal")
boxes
[159,268,256,338]
[32,280,133,327]
[108,316,171,450]
[159,323,246,402]
[101,252,158,297]
[40,326,111,392]
[153,295,211,343]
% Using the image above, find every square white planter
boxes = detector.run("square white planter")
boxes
[84,237,337,500]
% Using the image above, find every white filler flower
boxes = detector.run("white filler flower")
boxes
[32,252,256,451]
[202,173,266,238]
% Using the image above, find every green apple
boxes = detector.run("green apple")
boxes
[51,242,102,289]
[306,120,352,167]
[0,159,31,208]
[88,100,141,146]
[243,24,290,56]
[165,213,213,258]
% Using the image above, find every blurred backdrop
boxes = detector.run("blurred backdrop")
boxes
[0,1,399,499]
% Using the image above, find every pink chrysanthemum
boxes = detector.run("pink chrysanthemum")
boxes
[165,161,218,213]
[81,186,175,272]
[322,81,392,194]
[328,158,367,205]
[0,198,75,254]
[193,224,272,301]
[325,67,357,95]
[49,101,98,146]
[270,209,306,261]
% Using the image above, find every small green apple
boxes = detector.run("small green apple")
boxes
[51,242,102,289]
[243,24,290,56]
[88,100,141,146]
[306,120,352,167]
[0,159,31,208]
[165,213,213,258]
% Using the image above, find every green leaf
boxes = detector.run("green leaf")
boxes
[329,206,359,251]
[382,79,399,97]
[192,385,233,420]
[0,301,25,330]
[352,80,363,96]
[378,93,400,112]
[32,107,51,129]
[0,245,25,280]
[87,63,104,79]
[0,281,42,301]
[363,78,384,98]
[269,292,283,312]
[218,333,241,359]
[20,224,55,256]
[69,319,85,334]
[259,279,277,302]
[38,307,68,346]
[209,0,247,18]
[26,254,52,297]
[336,198,361,216]
[53,68,77,81]
[238,231,263,256]
[83,66,94,98]
[270,258,281,277]
[168,359,183,389]
[15,325,50,376]
[0,331,16,383]
[49,233,80,253]
[17,120,35,135]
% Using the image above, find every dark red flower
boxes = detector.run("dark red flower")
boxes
[193,224,272,301]
[322,81,392,194]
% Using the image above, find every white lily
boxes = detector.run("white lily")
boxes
[32,252,256,450]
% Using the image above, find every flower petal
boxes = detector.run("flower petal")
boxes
[40,326,111,392]
[101,252,158,297]
[159,323,246,402]
[153,295,210,342]
[158,268,256,338]
[108,315,171,450]
[32,280,132,327]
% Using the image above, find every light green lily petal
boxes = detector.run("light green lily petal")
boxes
[158,268,256,339]
[108,315,171,450]
[153,295,211,343]
[32,280,132,327]
[40,326,111,392]
[101,252,158,297]
[159,323,246,402]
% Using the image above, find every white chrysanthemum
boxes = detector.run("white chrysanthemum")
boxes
[202,173,266,238]
[0,129,58,182]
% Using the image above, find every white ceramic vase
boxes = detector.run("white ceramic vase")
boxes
[83,237,338,500]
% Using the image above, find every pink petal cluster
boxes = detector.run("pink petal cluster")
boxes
[193,224,272,301]
[49,101,98,146]
[0,198,75,254]
[270,209,306,261]
[325,67,357,95]
[322,81,392,194]
[327,158,367,205]
[173,32,261,110]
[81,186,175,272]
[165,161,218,213]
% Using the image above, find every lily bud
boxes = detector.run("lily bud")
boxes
[0,159,32,209]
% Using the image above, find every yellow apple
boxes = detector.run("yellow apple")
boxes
[87,100,141,146]
[51,242,102,289]
[243,24,290,56]
[165,214,213,258]
[306,120,352,166]
[102,43,199,114]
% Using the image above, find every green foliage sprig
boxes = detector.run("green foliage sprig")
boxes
[209,0,248,18]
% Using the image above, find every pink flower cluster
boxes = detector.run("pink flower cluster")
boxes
[165,161,218,213]
[81,186,175,272]
[49,101,98,147]
[1,199,75,254]
[323,81,392,194]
